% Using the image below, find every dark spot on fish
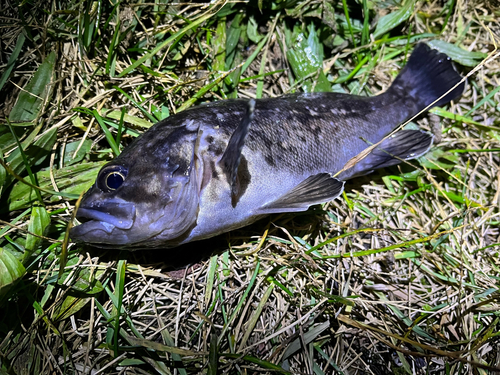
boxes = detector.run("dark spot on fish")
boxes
[210,160,218,179]
[231,156,251,207]
[208,140,224,157]
[312,126,322,136]
[265,153,276,167]
[206,135,214,144]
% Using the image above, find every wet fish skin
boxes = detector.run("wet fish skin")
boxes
[70,43,464,249]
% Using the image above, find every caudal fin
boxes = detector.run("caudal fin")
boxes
[388,43,465,109]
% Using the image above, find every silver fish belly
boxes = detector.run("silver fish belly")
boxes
[70,43,464,250]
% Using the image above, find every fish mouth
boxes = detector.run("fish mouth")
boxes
[70,202,136,242]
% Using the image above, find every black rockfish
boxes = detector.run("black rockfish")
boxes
[70,43,464,249]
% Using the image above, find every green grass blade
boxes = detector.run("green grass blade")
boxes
[448,148,500,153]
[256,14,278,98]
[7,161,101,211]
[428,39,488,66]
[430,107,499,130]
[465,85,500,116]
[373,0,416,39]
[91,110,120,156]
[106,19,121,77]
[115,108,125,146]
[239,283,274,349]
[9,51,56,123]
[176,67,242,112]
[63,139,92,167]
[25,205,50,256]
[282,321,330,360]
[208,334,218,375]
[204,255,218,308]
[314,227,466,260]
[113,259,126,356]
[0,247,26,297]
[334,55,369,84]
[267,276,292,297]
[6,121,44,203]
[112,86,158,122]
[225,13,243,70]
[361,0,370,45]
[440,0,456,32]
[313,344,346,374]
[0,150,6,191]
[240,35,269,80]
[103,109,153,129]
[212,17,227,72]
[4,124,57,190]
[285,24,330,92]
[157,319,187,375]
[0,33,25,92]
[218,261,260,343]
[118,10,218,77]
[341,0,358,50]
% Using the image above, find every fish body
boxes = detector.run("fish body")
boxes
[71,43,464,249]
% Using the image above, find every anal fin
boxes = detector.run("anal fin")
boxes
[341,130,433,179]
[256,173,344,214]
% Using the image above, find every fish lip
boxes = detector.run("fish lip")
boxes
[70,219,117,240]
[75,202,136,230]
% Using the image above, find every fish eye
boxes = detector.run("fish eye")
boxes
[98,165,128,192]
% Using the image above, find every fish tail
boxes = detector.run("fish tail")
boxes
[387,43,465,109]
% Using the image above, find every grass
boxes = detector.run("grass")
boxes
[1,0,500,374]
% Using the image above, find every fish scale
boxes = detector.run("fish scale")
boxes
[70,43,465,249]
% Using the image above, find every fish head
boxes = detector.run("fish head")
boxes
[70,152,200,249]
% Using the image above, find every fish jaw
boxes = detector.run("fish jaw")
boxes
[76,203,136,230]
[70,199,138,245]
[70,219,129,244]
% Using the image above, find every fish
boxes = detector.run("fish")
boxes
[70,43,464,250]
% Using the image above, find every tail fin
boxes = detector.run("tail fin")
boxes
[388,43,465,109]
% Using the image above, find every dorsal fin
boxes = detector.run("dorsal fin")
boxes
[219,99,255,198]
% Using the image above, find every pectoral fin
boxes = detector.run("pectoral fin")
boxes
[219,99,256,198]
[256,173,344,214]
[342,130,433,179]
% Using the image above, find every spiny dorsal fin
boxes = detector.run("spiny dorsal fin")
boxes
[219,99,255,198]
[256,173,344,214]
